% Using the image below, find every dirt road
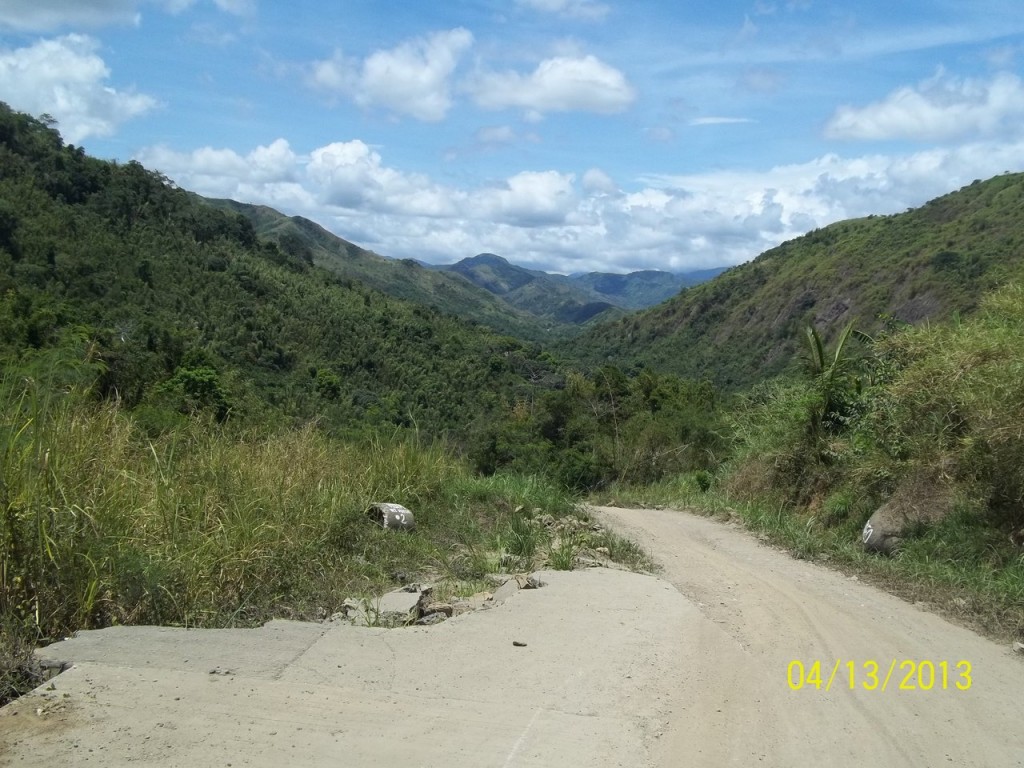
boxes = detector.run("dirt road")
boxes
[2,506,1022,766]
[595,505,1024,767]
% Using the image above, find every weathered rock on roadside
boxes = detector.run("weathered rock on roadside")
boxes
[862,466,956,555]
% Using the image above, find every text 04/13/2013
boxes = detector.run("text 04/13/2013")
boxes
[786,660,972,692]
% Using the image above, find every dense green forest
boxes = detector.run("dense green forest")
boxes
[0,104,570,441]
[0,103,721,486]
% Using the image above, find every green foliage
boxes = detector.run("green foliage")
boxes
[0,351,583,658]
[719,283,1024,625]
[0,102,565,443]
[801,322,864,439]
[469,366,725,491]
[547,534,582,570]
[859,284,1024,526]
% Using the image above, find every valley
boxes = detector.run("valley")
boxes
[2,102,1024,751]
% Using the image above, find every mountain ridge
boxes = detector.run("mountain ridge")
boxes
[199,198,566,341]
[201,200,723,332]
[428,252,724,323]
[567,173,1024,387]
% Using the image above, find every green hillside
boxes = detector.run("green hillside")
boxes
[0,104,558,438]
[570,173,1024,387]
[201,199,565,342]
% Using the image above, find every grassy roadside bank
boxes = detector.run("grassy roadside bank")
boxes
[594,480,1024,646]
[0,364,648,706]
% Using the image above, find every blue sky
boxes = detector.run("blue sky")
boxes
[2,1,1023,274]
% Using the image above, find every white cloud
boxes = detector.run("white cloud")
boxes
[136,133,1024,274]
[0,35,157,143]
[515,0,609,21]
[136,139,301,203]
[309,28,473,121]
[307,140,456,216]
[473,170,578,226]
[826,70,1024,142]
[469,54,636,116]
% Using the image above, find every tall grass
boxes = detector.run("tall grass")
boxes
[0,354,582,690]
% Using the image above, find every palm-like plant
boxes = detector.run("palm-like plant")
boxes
[802,322,863,438]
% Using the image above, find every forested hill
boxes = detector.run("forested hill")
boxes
[568,173,1024,388]
[0,103,557,436]
[201,197,563,342]
[202,201,715,331]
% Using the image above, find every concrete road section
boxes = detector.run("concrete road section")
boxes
[1,568,692,767]
[3,506,1024,766]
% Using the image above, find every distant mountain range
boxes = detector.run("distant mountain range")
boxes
[202,198,723,335]
[428,253,724,324]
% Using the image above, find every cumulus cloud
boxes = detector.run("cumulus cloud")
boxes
[137,132,1024,274]
[473,171,578,226]
[136,139,300,198]
[307,140,457,216]
[0,35,157,143]
[515,0,610,21]
[469,54,636,116]
[309,28,473,121]
[826,70,1024,142]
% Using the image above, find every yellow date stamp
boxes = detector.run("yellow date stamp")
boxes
[787,660,972,692]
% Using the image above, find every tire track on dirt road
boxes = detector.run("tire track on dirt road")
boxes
[595,505,1024,767]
